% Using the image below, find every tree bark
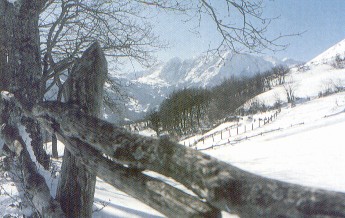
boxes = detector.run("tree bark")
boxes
[56,42,107,217]
[57,132,220,217]
[52,133,58,158]
[0,0,49,169]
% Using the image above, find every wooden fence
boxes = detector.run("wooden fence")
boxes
[185,110,280,150]
[1,44,345,217]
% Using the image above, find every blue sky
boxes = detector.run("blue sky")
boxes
[152,0,345,63]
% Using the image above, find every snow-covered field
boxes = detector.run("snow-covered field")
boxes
[205,92,345,192]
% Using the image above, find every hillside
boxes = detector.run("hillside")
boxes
[309,38,345,65]
[180,38,345,193]
[181,92,345,192]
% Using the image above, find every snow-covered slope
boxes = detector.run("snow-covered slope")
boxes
[181,37,345,194]
[308,38,345,65]
[248,64,345,108]
[205,92,345,193]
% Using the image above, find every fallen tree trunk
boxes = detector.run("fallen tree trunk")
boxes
[0,124,65,218]
[0,91,220,217]
[55,129,220,217]
[4,91,345,217]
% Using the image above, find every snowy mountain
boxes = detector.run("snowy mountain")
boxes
[132,52,300,88]
[117,53,301,122]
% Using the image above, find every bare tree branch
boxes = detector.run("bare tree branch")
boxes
[39,0,295,117]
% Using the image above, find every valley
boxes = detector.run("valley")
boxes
[114,52,301,122]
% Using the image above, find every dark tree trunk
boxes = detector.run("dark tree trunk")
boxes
[57,42,107,217]
[52,133,58,158]
[0,0,49,169]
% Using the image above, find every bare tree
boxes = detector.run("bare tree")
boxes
[195,0,290,55]
[39,0,164,101]
[39,0,291,100]
[272,65,290,85]
[39,0,292,150]
[283,76,298,104]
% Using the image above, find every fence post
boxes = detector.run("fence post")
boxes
[57,42,107,218]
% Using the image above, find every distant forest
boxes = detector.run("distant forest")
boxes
[146,66,290,136]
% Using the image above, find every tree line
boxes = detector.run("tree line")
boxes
[146,66,290,136]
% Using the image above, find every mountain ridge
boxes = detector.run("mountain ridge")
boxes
[131,52,302,88]
[113,52,302,122]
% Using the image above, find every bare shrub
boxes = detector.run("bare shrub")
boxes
[332,54,345,69]
[319,78,344,97]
